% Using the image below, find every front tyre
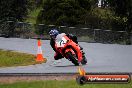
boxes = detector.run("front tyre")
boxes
[66,52,79,66]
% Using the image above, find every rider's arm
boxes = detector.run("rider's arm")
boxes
[50,38,57,52]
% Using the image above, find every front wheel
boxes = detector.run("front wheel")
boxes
[66,52,79,66]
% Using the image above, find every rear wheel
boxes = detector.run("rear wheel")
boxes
[66,51,79,66]
[81,55,87,65]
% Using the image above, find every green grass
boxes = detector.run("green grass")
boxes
[0,49,38,67]
[0,80,132,88]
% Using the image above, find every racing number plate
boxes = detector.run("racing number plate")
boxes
[56,37,67,47]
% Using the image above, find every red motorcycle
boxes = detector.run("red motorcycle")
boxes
[55,33,87,66]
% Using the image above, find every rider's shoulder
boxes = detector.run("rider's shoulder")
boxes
[60,33,66,35]
[57,33,66,36]
[56,33,66,39]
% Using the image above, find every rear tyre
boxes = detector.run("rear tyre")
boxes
[81,51,87,65]
[66,52,79,66]
[81,55,87,65]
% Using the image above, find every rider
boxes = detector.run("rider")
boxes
[49,29,83,60]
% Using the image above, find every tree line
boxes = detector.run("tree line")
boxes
[0,0,132,44]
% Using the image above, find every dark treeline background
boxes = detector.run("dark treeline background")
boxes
[0,0,132,44]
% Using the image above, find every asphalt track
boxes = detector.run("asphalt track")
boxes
[0,37,132,73]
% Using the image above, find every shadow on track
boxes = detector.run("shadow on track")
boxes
[55,65,76,67]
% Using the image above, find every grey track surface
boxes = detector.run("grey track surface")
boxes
[0,37,132,73]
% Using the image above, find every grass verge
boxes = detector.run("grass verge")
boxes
[0,80,132,88]
[0,49,40,67]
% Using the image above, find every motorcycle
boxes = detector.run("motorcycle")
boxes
[55,33,87,66]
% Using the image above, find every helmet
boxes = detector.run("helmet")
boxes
[49,29,59,39]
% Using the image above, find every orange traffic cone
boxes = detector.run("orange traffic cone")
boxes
[36,39,47,62]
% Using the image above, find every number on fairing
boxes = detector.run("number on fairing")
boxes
[56,37,67,47]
